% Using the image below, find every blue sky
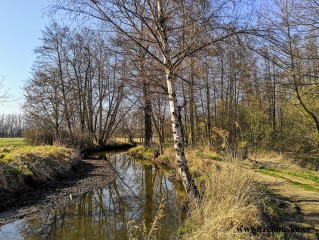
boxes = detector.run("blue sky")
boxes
[0,1,50,114]
[0,0,265,115]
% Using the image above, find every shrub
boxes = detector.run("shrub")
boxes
[23,127,54,145]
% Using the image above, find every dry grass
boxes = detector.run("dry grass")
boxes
[153,146,270,240]
[182,163,268,240]
[0,141,81,191]
[129,145,272,239]
[128,196,165,240]
[113,137,143,143]
[157,146,176,166]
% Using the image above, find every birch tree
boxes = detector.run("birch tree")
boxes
[51,0,254,198]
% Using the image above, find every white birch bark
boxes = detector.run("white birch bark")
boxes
[156,0,200,198]
[165,68,200,198]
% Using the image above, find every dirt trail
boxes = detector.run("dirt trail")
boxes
[254,172,319,228]
[244,154,319,236]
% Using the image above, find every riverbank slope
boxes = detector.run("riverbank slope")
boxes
[129,145,319,240]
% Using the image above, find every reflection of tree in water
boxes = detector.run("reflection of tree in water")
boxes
[144,164,154,231]
[17,153,185,240]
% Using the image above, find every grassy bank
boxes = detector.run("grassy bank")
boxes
[81,141,136,157]
[0,138,81,192]
[0,138,29,148]
[129,145,318,239]
[128,145,270,239]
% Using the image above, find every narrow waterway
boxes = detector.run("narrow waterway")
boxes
[0,153,186,239]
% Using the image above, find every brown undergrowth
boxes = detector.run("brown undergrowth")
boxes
[182,165,265,240]
[129,145,273,239]
[180,148,269,240]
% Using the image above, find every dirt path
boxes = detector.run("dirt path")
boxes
[243,154,319,238]
[253,171,319,226]
[0,159,115,226]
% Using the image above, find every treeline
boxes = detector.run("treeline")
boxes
[24,0,319,156]
[110,0,319,154]
[0,114,24,138]
[23,24,135,147]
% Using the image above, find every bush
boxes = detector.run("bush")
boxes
[23,127,95,151]
[23,128,54,145]
[274,102,319,153]
[67,130,95,151]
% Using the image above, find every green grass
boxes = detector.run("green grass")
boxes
[157,154,169,162]
[0,138,30,162]
[195,150,223,161]
[0,138,78,174]
[0,143,80,177]
[0,138,28,148]
[257,167,319,184]
[257,168,319,192]
[285,170,319,184]
[128,145,155,159]
[0,145,63,162]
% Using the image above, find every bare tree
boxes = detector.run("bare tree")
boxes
[261,0,319,138]
[24,23,134,147]
[50,0,255,198]
[0,76,8,103]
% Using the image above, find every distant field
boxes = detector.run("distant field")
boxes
[0,138,28,148]
[113,137,143,143]
[113,137,173,144]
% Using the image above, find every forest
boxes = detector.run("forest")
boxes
[23,0,319,153]
[1,0,319,239]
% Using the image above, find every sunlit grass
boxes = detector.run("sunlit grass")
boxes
[128,145,155,159]
[0,138,68,162]
[182,162,265,240]
[113,137,143,143]
[257,168,319,192]
[194,148,223,161]
[0,145,75,163]
[0,139,80,190]
[256,167,319,184]
[285,170,319,184]
[0,138,28,148]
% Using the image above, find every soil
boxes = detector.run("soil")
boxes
[243,155,319,239]
[0,159,115,226]
[212,154,319,239]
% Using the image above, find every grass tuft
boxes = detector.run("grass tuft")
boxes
[182,162,266,240]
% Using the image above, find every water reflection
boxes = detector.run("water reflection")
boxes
[0,153,185,240]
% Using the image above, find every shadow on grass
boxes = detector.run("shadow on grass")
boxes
[261,189,318,240]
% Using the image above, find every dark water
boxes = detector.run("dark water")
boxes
[0,153,186,240]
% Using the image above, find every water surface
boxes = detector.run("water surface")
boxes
[0,153,185,240]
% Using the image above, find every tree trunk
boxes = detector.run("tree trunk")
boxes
[166,69,200,198]
[189,59,195,147]
[205,63,212,145]
[156,0,200,199]
[143,81,152,148]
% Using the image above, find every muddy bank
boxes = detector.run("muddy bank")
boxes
[81,142,135,157]
[0,159,115,226]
